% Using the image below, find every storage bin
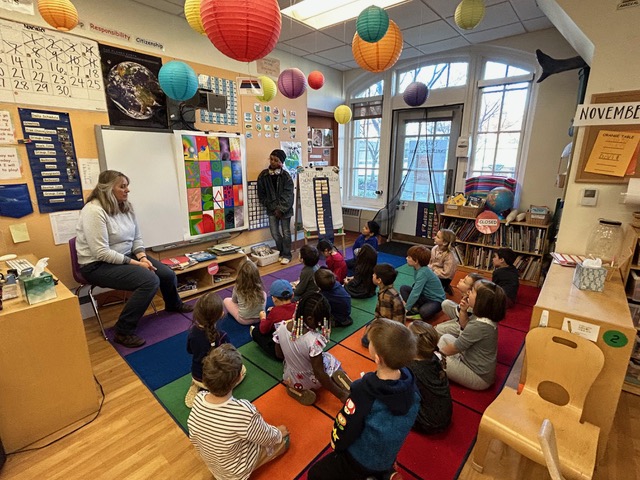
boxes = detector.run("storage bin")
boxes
[526,212,551,225]
[444,204,460,215]
[251,250,280,267]
[459,205,484,218]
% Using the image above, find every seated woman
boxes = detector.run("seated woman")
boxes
[75,170,192,349]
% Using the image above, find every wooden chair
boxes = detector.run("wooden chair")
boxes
[539,419,566,480]
[472,327,604,480]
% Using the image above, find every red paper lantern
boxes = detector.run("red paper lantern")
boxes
[308,70,325,90]
[201,0,281,63]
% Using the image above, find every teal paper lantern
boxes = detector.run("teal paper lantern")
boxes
[158,61,199,101]
[356,5,389,43]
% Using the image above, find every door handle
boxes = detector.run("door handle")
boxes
[375,190,383,195]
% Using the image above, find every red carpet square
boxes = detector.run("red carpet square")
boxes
[501,302,533,332]
[448,362,510,413]
[497,325,526,366]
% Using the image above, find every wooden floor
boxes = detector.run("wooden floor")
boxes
[3,240,640,479]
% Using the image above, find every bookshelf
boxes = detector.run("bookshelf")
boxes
[440,213,550,286]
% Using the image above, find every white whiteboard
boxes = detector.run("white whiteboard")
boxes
[95,127,185,248]
[298,166,343,231]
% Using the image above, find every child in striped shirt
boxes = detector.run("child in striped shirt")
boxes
[188,344,289,480]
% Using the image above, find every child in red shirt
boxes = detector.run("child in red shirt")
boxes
[317,239,348,284]
[251,279,297,359]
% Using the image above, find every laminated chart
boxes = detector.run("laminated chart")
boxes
[197,74,238,126]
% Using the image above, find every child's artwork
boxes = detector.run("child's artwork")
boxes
[178,132,247,237]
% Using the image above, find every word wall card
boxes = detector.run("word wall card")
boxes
[0,19,107,111]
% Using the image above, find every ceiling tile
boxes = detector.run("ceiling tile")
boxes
[424,0,457,18]
[509,0,546,20]
[132,0,183,15]
[448,2,521,34]
[399,46,426,60]
[523,17,554,31]
[303,54,339,66]
[386,1,440,29]
[463,22,527,43]
[332,63,353,71]
[402,20,459,47]
[279,18,316,41]
[275,43,312,57]
[322,20,357,43]
[314,45,354,63]
[419,36,470,55]
[164,0,184,6]
[285,31,344,52]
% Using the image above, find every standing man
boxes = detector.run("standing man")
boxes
[257,149,295,264]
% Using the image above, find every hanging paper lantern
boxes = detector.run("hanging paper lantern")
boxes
[356,5,389,43]
[38,0,78,31]
[334,105,352,125]
[278,68,307,99]
[184,0,205,35]
[454,0,486,30]
[158,61,199,101]
[201,0,281,63]
[257,75,277,102]
[403,82,429,107]
[308,71,325,90]
[352,20,403,73]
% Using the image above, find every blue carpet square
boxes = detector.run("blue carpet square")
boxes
[377,252,407,268]
[218,312,252,347]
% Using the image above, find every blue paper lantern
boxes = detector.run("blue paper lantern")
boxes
[356,5,389,43]
[403,82,429,107]
[158,61,198,101]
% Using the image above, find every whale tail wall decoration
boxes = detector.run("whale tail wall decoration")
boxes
[535,49,588,83]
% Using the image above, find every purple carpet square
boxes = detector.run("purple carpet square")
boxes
[267,263,303,282]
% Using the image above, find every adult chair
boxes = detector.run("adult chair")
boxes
[472,327,604,480]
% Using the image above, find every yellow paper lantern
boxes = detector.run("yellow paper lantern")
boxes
[454,0,486,30]
[257,76,277,102]
[352,20,403,73]
[38,0,78,31]
[184,0,205,35]
[334,105,352,124]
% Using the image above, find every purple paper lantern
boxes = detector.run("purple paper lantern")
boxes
[278,68,307,99]
[403,82,429,107]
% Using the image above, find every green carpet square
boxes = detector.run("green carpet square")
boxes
[233,360,280,402]
[154,374,193,432]
[350,294,377,314]
[397,264,414,276]
[239,341,284,380]
[395,272,413,289]
[330,307,373,343]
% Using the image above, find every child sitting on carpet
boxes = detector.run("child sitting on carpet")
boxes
[344,243,378,299]
[293,244,321,301]
[185,292,245,408]
[223,260,266,325]
[252,279,297,359]
[274,292,352,406]
[408,321,452,434]
[188,344,289,479]
[438,279,506,391]
[346,220,380,270]
[429,229,458,294]
[308,318,419,480]
[315,268,353,327]
[317,239,348,284]
[492,247,520,307]
[437,272,485,337]
[361,263,405,348]
[400,245,445,321]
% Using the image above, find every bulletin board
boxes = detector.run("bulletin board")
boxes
[576,89,640,184]
[298,166,343,231]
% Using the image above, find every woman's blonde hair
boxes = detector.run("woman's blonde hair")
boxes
[86,170,132,215]
[439,229,456,253]
[235,260,264,307]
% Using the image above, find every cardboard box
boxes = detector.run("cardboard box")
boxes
[19,272,57,305]
[572,263,607,292]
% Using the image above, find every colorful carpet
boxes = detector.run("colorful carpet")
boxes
[107,259,539,479]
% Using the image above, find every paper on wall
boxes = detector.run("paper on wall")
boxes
[562,317,600,342]
[78,157,100,190]
[0,147,21,179]
[0,111,15,144]
[9,223,30,243]
[49,210,80,245]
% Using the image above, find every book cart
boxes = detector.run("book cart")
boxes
[440,212,550,286]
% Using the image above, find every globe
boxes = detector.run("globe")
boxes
[486,187,514,215]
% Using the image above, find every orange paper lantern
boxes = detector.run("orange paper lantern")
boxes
[201,0,281,63]
[38,0,78,32]
[352,20,403,73]
[308,70,325,90]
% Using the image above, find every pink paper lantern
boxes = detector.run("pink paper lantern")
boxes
[200,0,281,63]
[278,68,307,99]
[308,70,325,90]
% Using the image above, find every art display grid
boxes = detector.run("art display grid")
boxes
[197,74,238,126]
[247,181,269,230]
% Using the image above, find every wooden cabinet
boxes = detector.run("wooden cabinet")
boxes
[440,213,550,286]
[621,226,640,395]
[528,264,635,462]
[164,252,248,299]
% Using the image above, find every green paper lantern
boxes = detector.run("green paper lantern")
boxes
[257,75,277,102]
[356,5,389,43]
[454,0,486,30]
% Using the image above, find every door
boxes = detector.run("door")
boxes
[390,105,463,238]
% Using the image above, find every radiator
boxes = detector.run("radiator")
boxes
[342,207,361,232]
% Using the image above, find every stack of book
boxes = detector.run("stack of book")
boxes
[160,255,197,270]
[210,243,243,256]
[213,265,236,283]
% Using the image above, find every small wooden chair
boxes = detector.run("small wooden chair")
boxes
[472,327,604,480]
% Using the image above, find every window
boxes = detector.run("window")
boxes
[469,61,533,178]
[355,80,383,99]
[397,62,468,93]
[351,99,383,199]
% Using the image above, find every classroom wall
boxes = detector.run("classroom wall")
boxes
[545,0,640,254]
[0,1,336,287]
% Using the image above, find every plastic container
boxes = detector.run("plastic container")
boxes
[585,219,622,265]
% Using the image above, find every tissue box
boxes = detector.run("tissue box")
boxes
[572,263,607,292]
[19,272,57,305]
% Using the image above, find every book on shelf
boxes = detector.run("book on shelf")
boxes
[211,243,243,255]
[212,265,236,282]
[160,255,197,270]
[185,251,217,262]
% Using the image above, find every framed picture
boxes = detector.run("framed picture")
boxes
[312,128,323,147]
[322,128,334,148]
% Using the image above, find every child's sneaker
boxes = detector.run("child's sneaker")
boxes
[184,381,200,408]
[287,386,316,405]
[406,313,421,321]
[331,369,353,390]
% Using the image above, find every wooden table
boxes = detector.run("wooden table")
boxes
[528,263,635,462]
[0,255,98,452]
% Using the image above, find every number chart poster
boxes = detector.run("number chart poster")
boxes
[99,44,167,129]
[178,132,247,237]
[0,19,106,111]
[18,108,84,213]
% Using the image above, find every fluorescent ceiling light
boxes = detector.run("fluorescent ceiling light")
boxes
[281,0,409,30]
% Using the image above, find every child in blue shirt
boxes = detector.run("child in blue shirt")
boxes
[400,245,445,321]
[315,268,353,327]
[347,220,380,270]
